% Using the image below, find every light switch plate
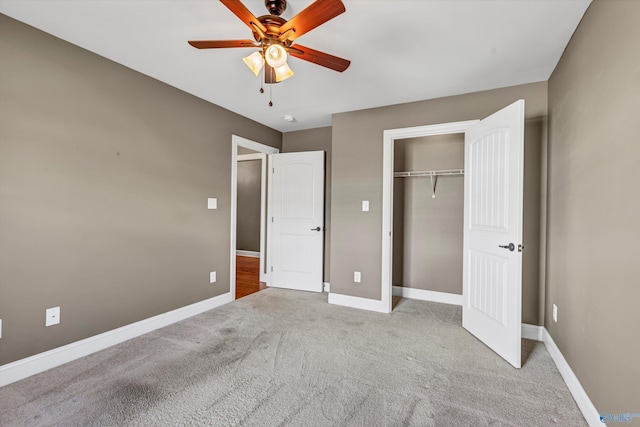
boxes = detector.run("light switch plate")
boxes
[362,200,369,212]
[0,318,3,338]
[354,271,361,283]
[207,198,217,209]
[210,271,217,283]
[46,307,60,327]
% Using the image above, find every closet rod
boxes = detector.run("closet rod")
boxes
[394,168,464,199]
[393,168,464,178]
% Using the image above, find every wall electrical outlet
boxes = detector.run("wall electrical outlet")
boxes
[210,271,217,284]
[0,318,3,339]
[354,271,361,283]
[553,304,558,322]
[362,200,369,212]
[207,198,217,210]
[46,307,60,327]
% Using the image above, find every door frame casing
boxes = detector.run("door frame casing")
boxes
[231,135,279,300]
[381,120,479,313]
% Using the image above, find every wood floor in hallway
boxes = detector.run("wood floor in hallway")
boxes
[236,255,267,299]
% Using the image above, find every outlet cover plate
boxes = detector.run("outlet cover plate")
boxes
[46,307,60,327]
[207,198,217,209]
[210,271,217,283]
[354,271,361,283]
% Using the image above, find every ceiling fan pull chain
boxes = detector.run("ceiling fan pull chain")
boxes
[260,58,265,94]
[269,68,274,107]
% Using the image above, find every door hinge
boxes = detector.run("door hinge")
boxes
[518,244,524,252]
[271,217,274,223]
[272,167,275,174]
[270,266,273,272]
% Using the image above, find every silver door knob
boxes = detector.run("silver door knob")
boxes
[311,227,321,231]
[498,243,515,251]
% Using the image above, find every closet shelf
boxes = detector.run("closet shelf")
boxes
[394,169,464,199]
[393,168,464,178]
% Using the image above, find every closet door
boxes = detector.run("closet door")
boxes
[462,100,524,368]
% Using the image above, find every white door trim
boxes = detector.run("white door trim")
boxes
[231,135,279,299]
[237,153,265,162]
[381,120,479,313]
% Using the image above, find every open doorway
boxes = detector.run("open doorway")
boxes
[236,152,267,298]
[381,120,478,312]
[230,135,279,300]
[391,133,466,310]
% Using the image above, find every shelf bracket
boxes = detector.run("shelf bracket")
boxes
[430,173,438,199]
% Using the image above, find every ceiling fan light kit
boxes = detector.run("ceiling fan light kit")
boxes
[188,0,351,106]
[242,51,265,76]
[273,62,294,82]
[265,43,287,68]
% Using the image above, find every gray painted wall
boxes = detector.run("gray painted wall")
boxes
[331,82,546,325]
[236,160,261,252]
[546,0,640,414]
[0,15,281,365]
[282,127,332,282]
[393,134,464,294]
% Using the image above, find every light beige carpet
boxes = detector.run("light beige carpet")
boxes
[0,288,586,426]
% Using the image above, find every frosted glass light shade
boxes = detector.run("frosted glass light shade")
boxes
[274,62,294,82]
[243,51,264,76]
[265,44,287,68]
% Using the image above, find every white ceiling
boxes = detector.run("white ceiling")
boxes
[0,0,591,132]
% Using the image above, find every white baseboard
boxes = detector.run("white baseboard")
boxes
[521,323,544,341]
[236,250,260,258]
[392,286,462,306]
[328,292,389,313]
[0,292,233,387]
[541,329,600,427]
[323,282,330,293]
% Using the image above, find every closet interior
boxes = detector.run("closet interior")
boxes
[392,133,465,296]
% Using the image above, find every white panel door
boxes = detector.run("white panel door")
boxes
[463,100,525,368]
[269,151,324,292]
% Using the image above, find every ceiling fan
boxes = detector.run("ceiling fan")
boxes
[188,0,351,89]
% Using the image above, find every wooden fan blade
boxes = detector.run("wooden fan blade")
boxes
[219,0,267,34]
[279,0,345,41]
[188,40,257,49]
[289,44,350,72]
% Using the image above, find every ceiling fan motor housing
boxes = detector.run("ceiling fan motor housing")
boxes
[265,0,287,16]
